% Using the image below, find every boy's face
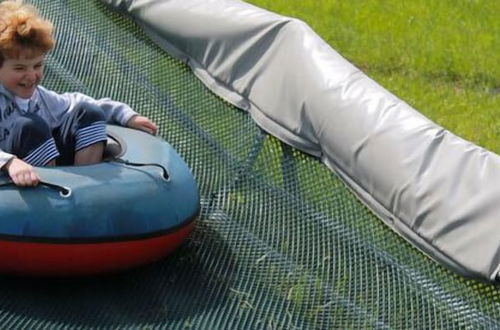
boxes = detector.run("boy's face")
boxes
[0,52,45,99]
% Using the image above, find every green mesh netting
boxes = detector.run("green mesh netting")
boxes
[1,1,499,329]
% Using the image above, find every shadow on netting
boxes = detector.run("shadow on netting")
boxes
[0,225,238,328]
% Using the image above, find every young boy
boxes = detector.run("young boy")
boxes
[0,0,157,187]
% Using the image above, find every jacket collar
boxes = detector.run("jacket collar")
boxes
[0,84,15,101]
[0,84,40,112]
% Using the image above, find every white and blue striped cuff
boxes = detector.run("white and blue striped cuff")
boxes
[75,121,107,151]
[23,137,60,167]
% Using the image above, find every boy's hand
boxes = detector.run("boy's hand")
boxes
[4,158,40,187]
[127,116,158,135]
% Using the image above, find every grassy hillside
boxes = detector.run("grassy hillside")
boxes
[245,0,500,153]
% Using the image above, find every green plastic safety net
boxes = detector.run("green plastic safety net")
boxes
[1,1,499,329]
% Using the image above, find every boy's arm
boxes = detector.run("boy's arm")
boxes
[39,86,138,126]
[39,87,157,134]
[67,93,158,134]
[64,92,138,126]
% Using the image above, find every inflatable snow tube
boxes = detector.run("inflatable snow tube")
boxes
[0,125,200,276]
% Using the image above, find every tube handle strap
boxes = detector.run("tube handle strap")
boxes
[0,180,72,198]
[111,158,170,181]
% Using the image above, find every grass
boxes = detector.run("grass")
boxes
[244,0,500,153]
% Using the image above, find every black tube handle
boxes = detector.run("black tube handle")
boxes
[111,158,170,181]
[0,180,72,197]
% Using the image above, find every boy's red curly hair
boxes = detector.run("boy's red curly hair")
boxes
[0,0,55,65]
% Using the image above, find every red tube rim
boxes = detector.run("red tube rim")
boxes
[0,220,196,277]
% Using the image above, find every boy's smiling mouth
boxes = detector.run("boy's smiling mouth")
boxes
[15,81,39,98]
[19,79,39,88]
[20,82,36,88]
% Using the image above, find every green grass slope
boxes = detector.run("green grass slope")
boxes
[245,0,500,153]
